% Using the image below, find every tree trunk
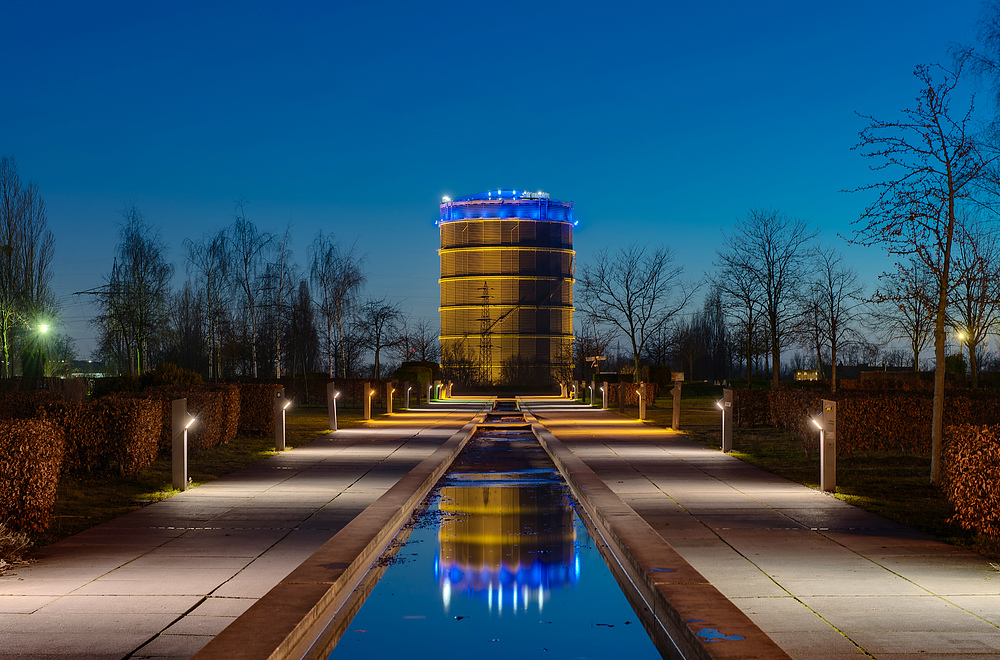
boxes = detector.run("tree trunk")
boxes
[969,339,979,390]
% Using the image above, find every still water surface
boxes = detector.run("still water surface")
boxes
[327,428,662,659]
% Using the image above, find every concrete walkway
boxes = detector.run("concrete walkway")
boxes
[522,397,1000,659]
[0,400,484,660]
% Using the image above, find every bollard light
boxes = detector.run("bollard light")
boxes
[406,386,412,409]
[816,400,837,492]
[719,388,733,451]
[172,398,197,491]
[274,390,291,451]
[330,389,340,432]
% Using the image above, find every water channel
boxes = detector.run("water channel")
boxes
[324,403,664,659]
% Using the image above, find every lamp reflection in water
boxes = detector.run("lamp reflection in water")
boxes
[434,480,578,615]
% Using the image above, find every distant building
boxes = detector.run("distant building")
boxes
[438,190,574,385]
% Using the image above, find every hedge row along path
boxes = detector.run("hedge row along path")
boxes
[0,400,484,660]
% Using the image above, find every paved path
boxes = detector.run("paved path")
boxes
[0,401,484,660]
[522,397,1000,659]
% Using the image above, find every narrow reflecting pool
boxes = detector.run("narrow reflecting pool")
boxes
[326,426,663,659]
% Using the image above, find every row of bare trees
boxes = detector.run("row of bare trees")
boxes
[90,200,438,380]
[0,157,57,378]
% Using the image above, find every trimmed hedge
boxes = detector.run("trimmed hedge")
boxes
[733,389,769,427]
[942,424,1000,537]
[49,396,160,476]
[236,383,285,434]
[141,384,241,451]
[735,388,1000,456]
[606,382,657,406]
[0,418,65,533]
[0,391,64,419]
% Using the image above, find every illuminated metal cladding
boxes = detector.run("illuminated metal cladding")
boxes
[439,190,575,385]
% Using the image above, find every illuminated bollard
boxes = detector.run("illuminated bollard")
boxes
[172,398,196,491]
[590,379,596,406]
[602,381,608,409]
[814,400,837,492]
[328,384,340,432]
[717,387,733,452]
[637,383,646,421]
[447,380,453,397]
[405,382,412,409]
[386,382,394,414]
[363,382,371,419]
[427,382,433,403]
[274,389,291,451]
[671,374,683,430]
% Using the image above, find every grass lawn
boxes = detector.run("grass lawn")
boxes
[32,405,368,550]
[637,394,1000,562]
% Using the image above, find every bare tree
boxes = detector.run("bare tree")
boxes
[713,246,765,386]
[0,157,55,378]
[579,244,695,383]
[949,213,1000,389]
[184,229,229,380]
[868,261,935,371]
[285,280,319,380]
[228,200,274,378]
[262,227,293,377]
[93,203,173,376]
[357,297,402,379]
[717,209,816,386]
[849,55,1000,484]
[396,316,440,363]
[799,246,867,391]
[309,232,366,378]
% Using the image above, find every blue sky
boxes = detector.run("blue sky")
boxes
[1,1,986,357]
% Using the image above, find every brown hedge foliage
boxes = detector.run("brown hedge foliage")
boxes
[140,385,241,451]
[942,424,1000,537]
[50,396,160,476]
[733,389,769,427]
[236,383,285,434]
[735,386,1000,457]
[607,382,657,406]
[0,418,65,533]
[0,391,64,419]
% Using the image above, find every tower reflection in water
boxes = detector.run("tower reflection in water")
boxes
[434,477,578,615]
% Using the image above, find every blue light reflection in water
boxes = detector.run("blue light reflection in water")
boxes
[327,471,662,659]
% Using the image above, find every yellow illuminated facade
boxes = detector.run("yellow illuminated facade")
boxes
[436,483,577,612]
[438,190,575,385]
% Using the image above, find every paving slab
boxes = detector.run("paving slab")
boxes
[0,400,483,659]
[524,397,1000,660]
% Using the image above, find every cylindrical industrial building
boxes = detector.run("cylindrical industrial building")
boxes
[438,189,574,386]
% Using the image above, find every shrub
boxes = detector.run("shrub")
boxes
[237,383,285,434]
[942,424,1000,537]
[140,384,241,451]
[733,388,769,427]
[53,396,160,476]
[0,418,65,533]
[145,363,203,388]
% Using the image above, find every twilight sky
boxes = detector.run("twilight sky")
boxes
[1,0,986,358]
